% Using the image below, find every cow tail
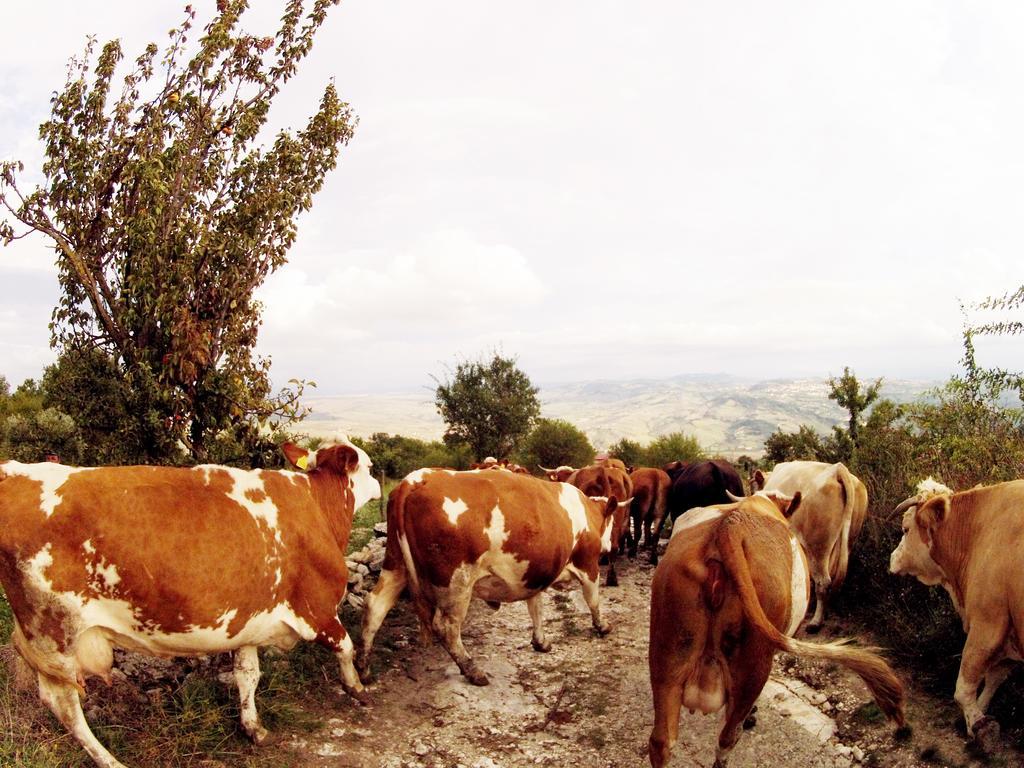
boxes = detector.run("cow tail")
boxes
[386,481,420,597]
[831,463,856,592]
[716,518,905,726]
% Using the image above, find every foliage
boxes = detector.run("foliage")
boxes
[642,432,704,468]
[39,348,148,464]
[607,438,644,470]
[827,366,882,448]
[1,409,85,464]
[800,379,1024,694]
[516,419,594,472]
[434,353,540,460]
[960,284,1024,401]
[0,0,354,462]
[350,432,470,479]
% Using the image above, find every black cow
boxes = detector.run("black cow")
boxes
[657,460,745,539]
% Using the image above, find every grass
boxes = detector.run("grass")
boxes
[0,588,12,645]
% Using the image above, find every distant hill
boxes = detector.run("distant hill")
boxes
[301,374,935,456]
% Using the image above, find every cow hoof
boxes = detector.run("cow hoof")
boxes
[532,638,552,653]
[357,667,375,685]
[248,725,273,745]
[605,573,619,588]
[595,622,612,637]
[485,600,501,611]
[972,716,1000,752]
[465,670,490,686]
[343,684,372,706]
[742,714,756,730]
[805,623,822,635]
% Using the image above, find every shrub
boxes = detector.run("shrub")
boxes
[516,419,594,473]
[643,432,704,468]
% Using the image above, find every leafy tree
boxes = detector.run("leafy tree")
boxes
[827,366,882,448]
[607,437,644,470]
[517,419,594,472]
[643,432,704,468]
[0,1,354,462]
[762,425,825,465]
[434,353,540,460]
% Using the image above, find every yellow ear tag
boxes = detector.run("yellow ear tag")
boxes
[296,455,309,470]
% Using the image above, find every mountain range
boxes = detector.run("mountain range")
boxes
[301,374,936,457]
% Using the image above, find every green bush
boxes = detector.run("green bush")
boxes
[607,438,644,469]
[516,419,594,472]
[350,433,470,480]
[643,431,704,468]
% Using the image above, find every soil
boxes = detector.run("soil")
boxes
[251,556,1021,768]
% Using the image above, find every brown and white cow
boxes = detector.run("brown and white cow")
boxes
[649,493,905,768]
[566,464,634,587]
[890,477,1024,749]
[357,469,617,686]
[628,467,672,564]
[0,440,380,768]
[751,461,868,632]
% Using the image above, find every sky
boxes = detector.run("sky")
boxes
[2,1,1023,395]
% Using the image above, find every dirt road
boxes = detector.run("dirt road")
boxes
[272,558,920,768]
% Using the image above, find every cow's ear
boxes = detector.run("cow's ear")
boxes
[916,495,949,544]
[752,469,766,491]
[317,444,359,475]
[783,491,801,518]
[282,442,311,471]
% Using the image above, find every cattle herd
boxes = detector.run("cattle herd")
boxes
[0,441,1021,768]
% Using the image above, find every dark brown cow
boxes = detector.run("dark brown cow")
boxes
[664,459,745,532]
[357,469,616,686]
[0,441,380,768]
[628,467,672,564]
[568,464,634,587]
[649,492,905,767]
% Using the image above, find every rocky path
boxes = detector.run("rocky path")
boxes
[271,557,917,768]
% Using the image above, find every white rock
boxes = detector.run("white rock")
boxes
[413,741,431,756]
[851,746,865,762]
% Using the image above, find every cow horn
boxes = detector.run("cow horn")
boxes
[893,495,922,515]
[616,496,635,509]
[726,490,745,503]
[538,465,556,473]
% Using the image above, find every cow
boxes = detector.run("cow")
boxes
[0,440,381,768]
[750,461,867,632]
[566,464,634,587]
[539,464,577,483]
[649,492,905,768]
[470,457,530,474]
[596,456,629,472]
[628,467,672,565]
[663,459,744,535]
[889,477,1024,749]
[356,469,617,686]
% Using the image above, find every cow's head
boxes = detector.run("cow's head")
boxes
[888,479,952,584]
[663,460,688,481]
[750,469,768,491]
[283,439,382,510]
[539,465,576,482]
